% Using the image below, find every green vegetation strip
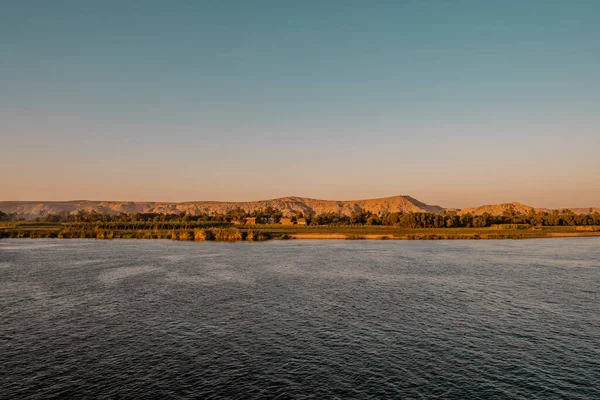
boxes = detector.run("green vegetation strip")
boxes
[2,223,599,241]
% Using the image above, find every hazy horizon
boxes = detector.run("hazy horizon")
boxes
[2,1,599,209]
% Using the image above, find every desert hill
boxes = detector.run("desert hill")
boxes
[457,202,599,216]
[1,197,598,220]
[0,195,443,219]
[457,202,542,216]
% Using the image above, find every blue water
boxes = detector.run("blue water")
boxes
[1,238,599,399]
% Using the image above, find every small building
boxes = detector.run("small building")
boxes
[279,218,294,225]
[297,218,307,225]
[231,220,243,225]
[245,217,257,225]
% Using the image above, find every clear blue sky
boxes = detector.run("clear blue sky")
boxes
[2,0,599,208]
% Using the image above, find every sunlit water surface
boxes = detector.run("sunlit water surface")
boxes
[1,238,599,399]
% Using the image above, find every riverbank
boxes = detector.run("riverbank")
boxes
[1,222,599,241]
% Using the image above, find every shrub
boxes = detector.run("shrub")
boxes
[246,230,268,242]
[210,228,243,242]
[193,228,212,241]
[179,230,193,241]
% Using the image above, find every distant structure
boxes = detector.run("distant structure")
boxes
[297,218,307,225]
[279,218,294,225]
[231,220,243,225]
[245,217,257,225]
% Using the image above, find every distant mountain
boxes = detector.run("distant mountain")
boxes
[457,202,540,216]
[0,195,443,219]
[1,197,597,220]
[457,202,599,216]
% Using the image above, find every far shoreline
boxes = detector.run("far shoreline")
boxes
[2,223,600,242]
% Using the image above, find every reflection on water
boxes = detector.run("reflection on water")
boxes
[1,238,599,399]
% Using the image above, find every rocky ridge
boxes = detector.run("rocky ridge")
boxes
[0,195,443,219]
[1,197,598,219]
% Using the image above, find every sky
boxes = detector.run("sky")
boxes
[1,0,599,208]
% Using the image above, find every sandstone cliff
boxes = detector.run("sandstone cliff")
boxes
[0,195,443,219]
[2,197,597,219]
[457,202,599,216]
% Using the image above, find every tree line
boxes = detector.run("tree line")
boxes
[1,208,599,228]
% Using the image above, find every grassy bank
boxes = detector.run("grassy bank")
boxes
[1,222,599,241]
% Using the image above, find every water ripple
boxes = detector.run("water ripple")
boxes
[1,238,599,399]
